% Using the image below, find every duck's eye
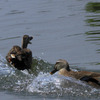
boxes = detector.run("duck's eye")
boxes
[25,37,28,40]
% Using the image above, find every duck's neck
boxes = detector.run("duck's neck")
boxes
[66,65,71,71]
[22,41,28,49]
[67,68,71,71]
[59,68,69,76]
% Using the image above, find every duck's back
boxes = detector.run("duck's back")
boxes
[22,48,32,68]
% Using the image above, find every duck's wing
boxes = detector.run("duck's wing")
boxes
[90,72,100,77]
[78,71,100,87]
[80,76,100,86]
[77,71,100,78]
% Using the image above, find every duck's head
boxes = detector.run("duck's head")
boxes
[8,54,16,65]
[50,59,70,75]
[22,35,33,48]
[9,52,23,64]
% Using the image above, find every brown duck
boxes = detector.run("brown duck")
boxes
[6,35,33,70]
[50,59,100,88]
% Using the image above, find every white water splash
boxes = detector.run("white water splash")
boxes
[0,54,100,97]
[0,54,15,75]
[27,71,100,97]
[27,72,62,93]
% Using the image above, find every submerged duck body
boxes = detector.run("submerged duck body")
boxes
[6,35,33,70]
[50,59,100,88]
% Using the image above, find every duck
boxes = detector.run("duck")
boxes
[50,59,100,88]
[6,35,33,71]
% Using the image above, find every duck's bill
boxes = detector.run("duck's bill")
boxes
[29,36,33,44]
[50,69,58,75]
[29,41,32,44]
[29,36,33,40]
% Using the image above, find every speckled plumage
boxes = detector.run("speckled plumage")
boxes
[50,59,100,88]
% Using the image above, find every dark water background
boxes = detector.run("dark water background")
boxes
[0,0,100,100]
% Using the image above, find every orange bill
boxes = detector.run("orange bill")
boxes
[50,69,58,75]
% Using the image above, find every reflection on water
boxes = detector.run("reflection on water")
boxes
[85,30,100,41]
[85,2,100,13]
[86,17,100,26]
[85,2,100,58]
[85,2,100,26]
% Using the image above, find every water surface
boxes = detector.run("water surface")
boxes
[0,0,100,100]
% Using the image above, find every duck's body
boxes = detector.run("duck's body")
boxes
[6,35,33,70]
[50,59,100,88]
[59,68,100,79]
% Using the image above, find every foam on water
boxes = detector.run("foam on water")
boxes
[27,72,100,97]
[0,55,100,98]
[27,72,61,94]
[0,54,15,75]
